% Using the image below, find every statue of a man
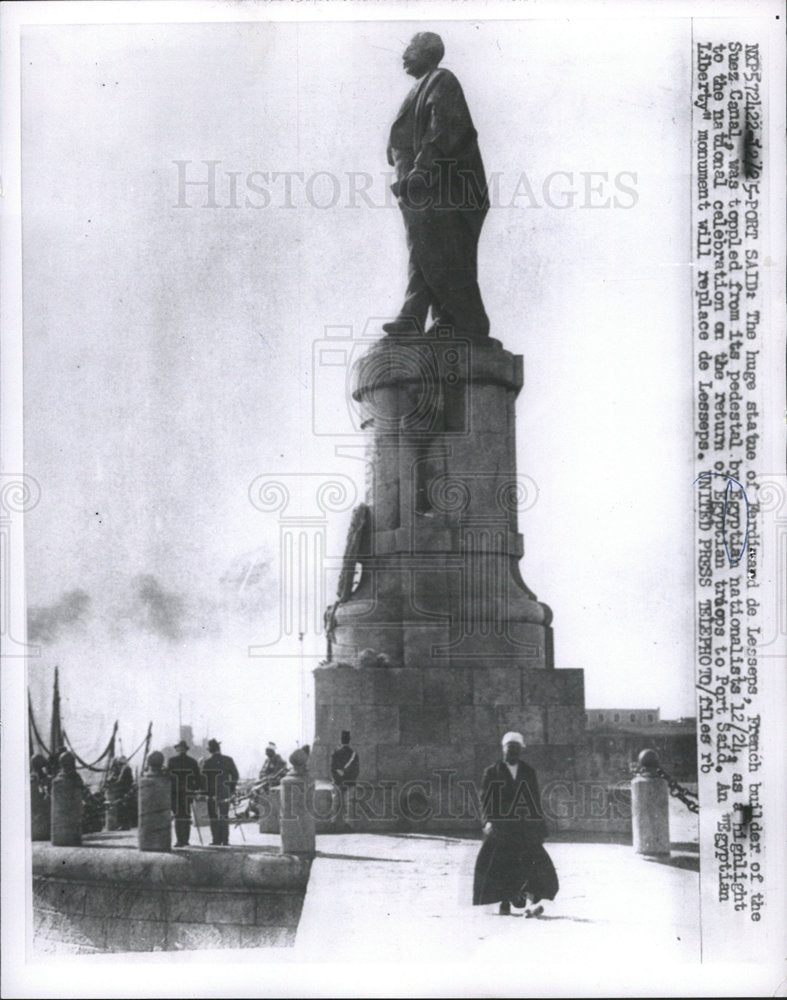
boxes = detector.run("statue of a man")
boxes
[383,33,490,339]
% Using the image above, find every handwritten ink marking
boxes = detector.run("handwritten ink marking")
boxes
[693,472,750,566]
[257,331,276,358]
[257,332,308,388]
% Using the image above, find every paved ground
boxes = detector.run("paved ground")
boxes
[41,799,700,969]
[294,832,699,965]
[234,798,699,964]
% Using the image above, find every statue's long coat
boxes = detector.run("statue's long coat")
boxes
[387,67,489,237]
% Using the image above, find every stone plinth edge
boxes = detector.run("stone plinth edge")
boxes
[33,842,310,889]
[352,335,523,400]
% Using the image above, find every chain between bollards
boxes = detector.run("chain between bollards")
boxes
[632,748,699,814]
[654,765,699,814]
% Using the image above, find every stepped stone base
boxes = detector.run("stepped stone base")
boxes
[312,663,626,834]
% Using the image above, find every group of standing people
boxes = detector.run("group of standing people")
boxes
[30,749,134,835]
[35,727,558,916]
[167,737,239,847]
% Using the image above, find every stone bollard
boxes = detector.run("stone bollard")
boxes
[258,787,281,834]
[51,752,84,847]
[138,752,171,852]
[631,749,670,857]
[105,783,121,831]
[279,748,315,856]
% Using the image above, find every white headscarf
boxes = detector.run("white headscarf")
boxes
[501,731,525,747]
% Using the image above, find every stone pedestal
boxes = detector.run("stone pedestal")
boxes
[312,664,586,830]
[316,332,590,832]
[330,334,554,671]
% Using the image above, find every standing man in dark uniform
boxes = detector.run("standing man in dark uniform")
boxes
[201,738,240,847]
[384,32,490,339]
[167,739,202,848]
[330,730,360,828]
[473,731,559,916]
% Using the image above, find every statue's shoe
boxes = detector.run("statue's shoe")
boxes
[382,317,422,335]
[424,318,453,335]
[424,316,491,339]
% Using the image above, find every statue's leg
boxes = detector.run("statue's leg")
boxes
[399,249,431,328]
[414,210,490,337]
[440,277,489,338]
[384,205,434,332]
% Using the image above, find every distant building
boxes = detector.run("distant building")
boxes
[583,709,697,782]
[586,708,660,729]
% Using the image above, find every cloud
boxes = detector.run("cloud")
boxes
[28,588,91,643]
[29,547,281,650]
[131,574,187,642]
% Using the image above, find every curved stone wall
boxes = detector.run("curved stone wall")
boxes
[32,840,311,954]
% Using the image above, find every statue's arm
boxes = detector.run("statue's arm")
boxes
[414,72,471,174]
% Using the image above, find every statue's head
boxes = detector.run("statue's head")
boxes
[402,32,444,78]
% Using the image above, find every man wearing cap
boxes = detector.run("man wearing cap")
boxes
[201,739,240,847]
[473,732,559,916]
[167,740,202,848]
[330,731,360,828]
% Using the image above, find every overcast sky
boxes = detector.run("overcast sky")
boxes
[22,15,696,773]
